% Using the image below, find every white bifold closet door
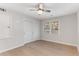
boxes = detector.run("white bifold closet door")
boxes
[24,21,33,43]
[0,12,10,39]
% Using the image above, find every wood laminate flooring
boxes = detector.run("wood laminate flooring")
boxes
[0,40,78,56]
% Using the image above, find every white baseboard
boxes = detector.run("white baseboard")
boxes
[0,43,24,53]
[42,39,77,47]
[0,39,77,53]
[0,39,38,53]
[24,39,39,45]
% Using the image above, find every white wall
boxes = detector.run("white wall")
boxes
[40,13,77,46]
[77,11,79,51]
[0,10,40,53]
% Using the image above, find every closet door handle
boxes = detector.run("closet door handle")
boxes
[8,26,10,28]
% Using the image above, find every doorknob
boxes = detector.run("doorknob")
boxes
[8,26,10,28]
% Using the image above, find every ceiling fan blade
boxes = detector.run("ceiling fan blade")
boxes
[30,9,37,11]
[44,10,51,13]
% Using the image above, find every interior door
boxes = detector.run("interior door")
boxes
[24,21,33,43]
[32,22,40,40]
[0,12,10,39]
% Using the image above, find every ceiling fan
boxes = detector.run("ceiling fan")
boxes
[30,3,51,15]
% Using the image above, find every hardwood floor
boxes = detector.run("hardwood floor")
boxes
[0,40,78,56]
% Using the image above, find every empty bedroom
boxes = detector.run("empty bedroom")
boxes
[0,3,79,56]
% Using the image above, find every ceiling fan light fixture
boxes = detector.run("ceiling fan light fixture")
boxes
[37,10,43,15]
[30,3,51,15]
[39,3,44,9]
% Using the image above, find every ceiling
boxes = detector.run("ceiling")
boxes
[0,3,79,20]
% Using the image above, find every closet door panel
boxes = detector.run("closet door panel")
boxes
[33,22,40,40]
[24,21,32,43]
[0,12,10,39]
